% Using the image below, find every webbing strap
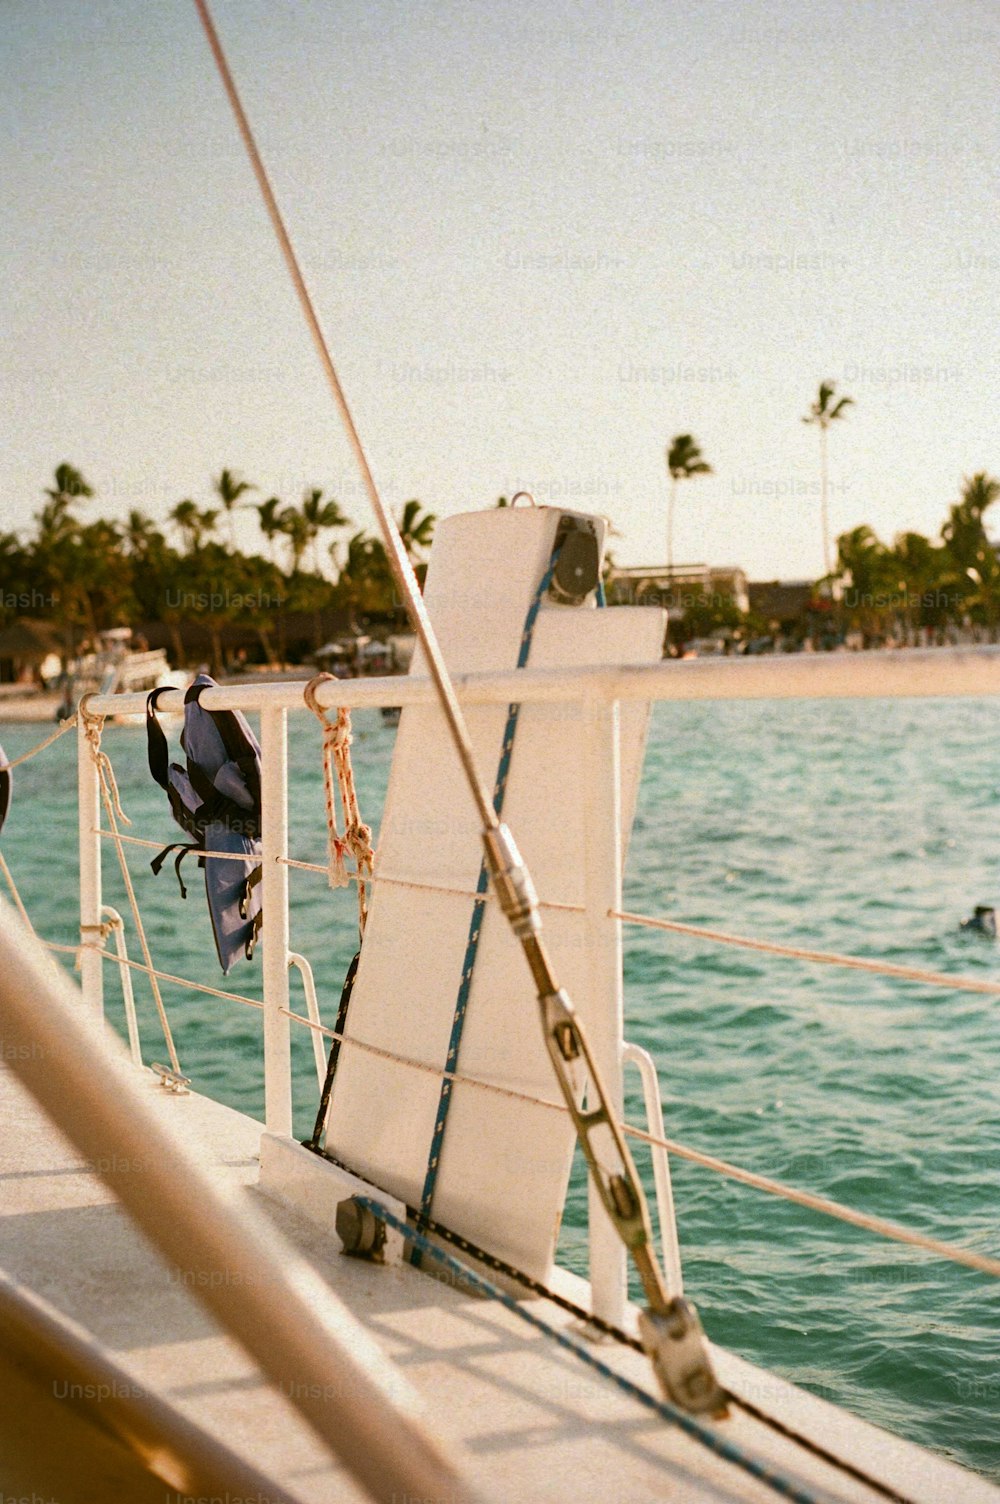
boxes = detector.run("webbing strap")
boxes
[145,687,174,792]
[413,545,604,1258]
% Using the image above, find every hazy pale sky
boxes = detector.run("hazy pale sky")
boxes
[4,0,998,580]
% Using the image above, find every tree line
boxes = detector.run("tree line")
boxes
[0,464,436,668]
[4,419,999,667]
[667,383,1000,645]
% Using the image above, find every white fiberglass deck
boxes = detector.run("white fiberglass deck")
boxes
[1,1059,996,1504]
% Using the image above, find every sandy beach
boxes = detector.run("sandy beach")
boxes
[0,692,62,723]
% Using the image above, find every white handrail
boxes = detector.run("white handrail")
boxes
[623,1042,683,1297]
[288,951,328,1088]
[82,643,1000,719]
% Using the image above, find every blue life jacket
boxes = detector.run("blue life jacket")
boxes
[0,744,10,836]
[146,675,262,974]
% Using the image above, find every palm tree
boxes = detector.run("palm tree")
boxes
[277,506,311,574]
[257,496,284,563]
[213,468,256,549]
[335,529,395,613]
[835,524,891,641]
[802,382,853,578]
[942,472,1000,631]
[169,499,218,554]
[123,508,163,560]
[665,435,712,576]
[889,530,942,640]
[396,499,437,561]
[45,462,94,509]
[36,463,94,542]
[300,487,349,574]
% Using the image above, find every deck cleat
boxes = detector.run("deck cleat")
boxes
[150,1061,192,1095]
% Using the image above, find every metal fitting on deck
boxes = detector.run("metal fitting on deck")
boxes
[482,824,541,937]
[336,1196,387,1260]
[639,1299,728,1418]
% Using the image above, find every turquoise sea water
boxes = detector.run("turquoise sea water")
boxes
[1,698,998,1479]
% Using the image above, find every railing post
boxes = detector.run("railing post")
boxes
[581,697,627,1326]
[260,706,292,1136]
[77,713,104,1016]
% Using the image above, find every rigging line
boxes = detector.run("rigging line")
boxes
[377,1200,912,1504]
[95,829,253,864]
[94,832,1000,998]
[277,854,1000,1003]
[196,0,677,1339]
[283,1006,1000,1280]
[616,910,1000,999]
[193,0,494,834]
[619,1123,1000,1280]
[1,715,77,771]
[89,946,264,1011]
[0,851,36,933]
[355,1199,834,1504]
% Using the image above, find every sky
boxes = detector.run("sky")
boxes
[4,0,999,581]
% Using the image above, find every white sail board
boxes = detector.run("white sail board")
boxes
[325,506,665,1280]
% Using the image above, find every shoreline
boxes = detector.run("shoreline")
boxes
[0,693,63,724]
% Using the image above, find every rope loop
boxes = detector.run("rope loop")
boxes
[80,695,132,828]
[305,672,375,929]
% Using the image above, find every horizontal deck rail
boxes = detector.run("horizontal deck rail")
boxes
[84,643,1000,720]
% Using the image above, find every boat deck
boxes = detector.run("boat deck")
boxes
[0,1061,996,1504]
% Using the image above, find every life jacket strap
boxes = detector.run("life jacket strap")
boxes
[150,839,202,900]
[244,905,264,961]
[238,864,263,919]
[145,687,175,792]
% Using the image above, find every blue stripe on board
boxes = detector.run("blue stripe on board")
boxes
[412,544,605,1261]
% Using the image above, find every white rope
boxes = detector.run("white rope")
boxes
[615,910,1000,999]
[0,850,36,933]
[281,1004,1000,1281]
[1,714,78,771]
[96,828,252,863]
[91,944,264,1011]
[272,853,1000,1004]
[51,925,998,1281]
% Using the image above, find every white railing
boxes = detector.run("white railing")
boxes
[79,645,1000,1320]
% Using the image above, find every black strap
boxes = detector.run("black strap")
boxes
[0,767,10,838]
[150,839,202,900]
[306,950,361,1151]
[145,687,174,792]
[244,905,264,961]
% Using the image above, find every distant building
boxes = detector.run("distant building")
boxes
[0,618,63,684]
[745,574,818,622]
[606,563,750,617]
